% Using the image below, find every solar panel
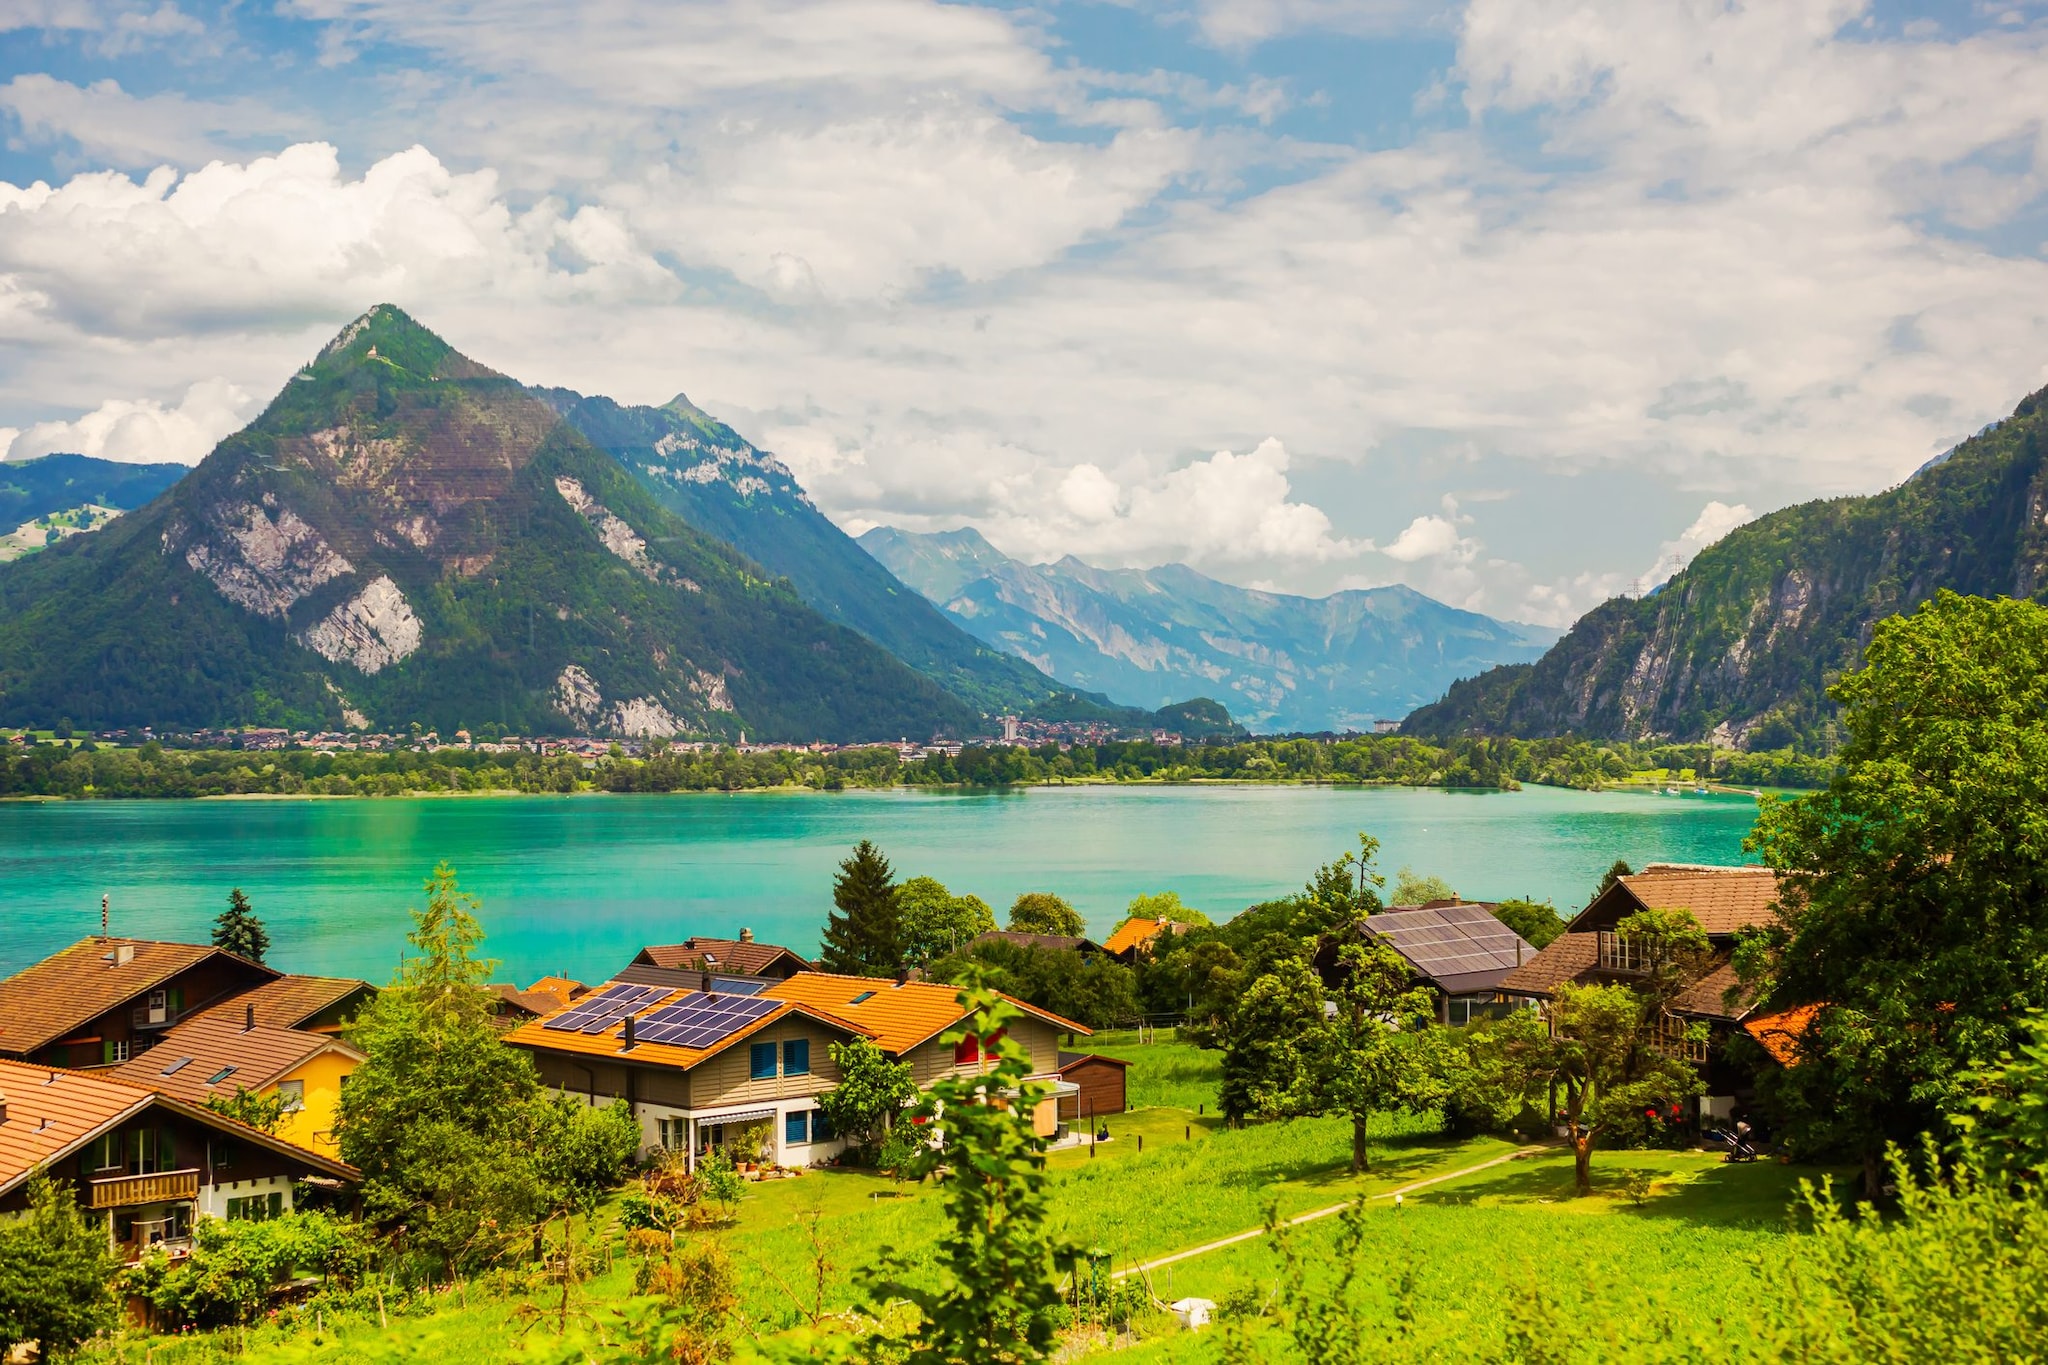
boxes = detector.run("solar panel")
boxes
[631,992,779,1048]
[543,982,671,1032]
[160,1057,191,1076]
[710,977,765,996]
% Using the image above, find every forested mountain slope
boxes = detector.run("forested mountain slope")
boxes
[862,526,1557,733]
[537,388,1085,717]
[0,307,975,741]
[1403,383,2048,746]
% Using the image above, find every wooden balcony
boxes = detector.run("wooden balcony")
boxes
[89,1168,199,1209]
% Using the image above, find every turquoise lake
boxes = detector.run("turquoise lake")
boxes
[0,785,1764,984]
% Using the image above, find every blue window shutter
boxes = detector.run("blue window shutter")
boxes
[750,1042,777,1081]
[783,1039,810,1076]
[785,1111,808,1144]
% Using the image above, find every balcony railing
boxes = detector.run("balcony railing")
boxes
[89,1168,199,1209]
[1595,931,1656,976]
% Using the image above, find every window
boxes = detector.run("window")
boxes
[783,1039,810,1076]
[227,1191,285,1222]
[850,991,875,1004]
[750,1042,777,1081]
[658,1117,688,1150]
[126,1128,173,1175]
[812,1108,833,1141]
[276,1079,305,1113]
[785,1111,809,1145]
[206,1066,237,1086]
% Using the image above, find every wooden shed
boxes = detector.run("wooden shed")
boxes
[1055,1051,1129,1121]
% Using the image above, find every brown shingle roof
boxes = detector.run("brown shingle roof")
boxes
[186,975,373,1032]
[108,1015,362,1105]
[0,1058,360,1197]
[490,984,563,1017]
[1598,864,1782,936]
[0,939,278,1056]
[1669,956,1755,1020]
[1496,932,1599,996]
[971,931,1107,955]
[633,938,811,976]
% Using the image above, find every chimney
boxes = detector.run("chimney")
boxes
[895,969,909,986]
[115,944,135,967]
[739,927,755,944]
[700,971,712,994]
[622,1014,637,1051]
[0,1089,8,1124]
[244,1003,256,1033]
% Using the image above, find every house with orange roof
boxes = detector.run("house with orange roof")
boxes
[1103,917,1190,963]
[0,1058,357,1263]
[503,970,1088,1170]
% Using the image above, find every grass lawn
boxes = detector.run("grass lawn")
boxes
[1085,1148,1825,1362]
[95,1032,1822,1363]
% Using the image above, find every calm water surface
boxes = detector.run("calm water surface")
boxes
[0,785,1762,983]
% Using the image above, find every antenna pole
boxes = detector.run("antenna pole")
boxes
[101,893,109,942]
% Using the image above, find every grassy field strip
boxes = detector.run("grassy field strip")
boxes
[1110,1144,1547,1282]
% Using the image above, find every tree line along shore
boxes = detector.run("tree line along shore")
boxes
[0,732,1835,799]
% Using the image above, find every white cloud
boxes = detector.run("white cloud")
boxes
[4,377,250,464]
[0,75,271,167]
[1381,514,1464,562]
[1058,464,1123,523]
[1632,500,1755,596]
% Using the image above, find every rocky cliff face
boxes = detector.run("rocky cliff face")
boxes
[1403,383,2048,746]
[0,306,975,741]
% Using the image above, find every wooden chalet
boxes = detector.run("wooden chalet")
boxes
[181,974,375,1034]
[1496,863,1782,1116]
[108,1007,366,1158]
[0,938,280,1069]
[504,970,1088,1169]
[628,929,810,980]
[0,1059,358,1263]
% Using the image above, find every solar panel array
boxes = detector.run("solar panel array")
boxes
[709,977,766,996]
[630,991,780,1049]
[1362,903,1532,981]
[542,982,671,1033]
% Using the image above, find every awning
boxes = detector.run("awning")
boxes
[695,1107,778,1127]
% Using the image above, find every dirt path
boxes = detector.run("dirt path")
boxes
[1110,1144,1547,1282]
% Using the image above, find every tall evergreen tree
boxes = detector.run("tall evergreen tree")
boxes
[211,887,269,963]
[818,840,902,977]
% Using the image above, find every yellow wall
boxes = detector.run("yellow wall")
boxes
[272,1049,356,1158]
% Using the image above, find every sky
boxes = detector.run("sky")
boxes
[0,0,2044,626]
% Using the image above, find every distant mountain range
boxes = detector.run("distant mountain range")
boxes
[860,526,1560,733]
[0,307,978,741]
[0,454,187,562]
[1403,381,2048,747]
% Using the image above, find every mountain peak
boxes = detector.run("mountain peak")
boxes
[309,304,493,383]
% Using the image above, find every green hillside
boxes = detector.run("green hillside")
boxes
[0,307,977,742]
[1403,382,2048,746]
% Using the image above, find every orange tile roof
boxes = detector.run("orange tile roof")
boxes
[524,976,588,1010]
[1744,1004,1820,1067]
[0,1061,153,1190]
[185,975,373,1032]
[0,1058,359,1196]
[1103,919,1166,957]
[1614,864,1782,936]
[0,938,278,1056]
[502,988,872,1071]
[491,984,564,1017]
[108,1015,362,1105]
[764,972,1090,1052]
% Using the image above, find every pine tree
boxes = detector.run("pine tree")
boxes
[818,841,902,977]
[211,887,270,963]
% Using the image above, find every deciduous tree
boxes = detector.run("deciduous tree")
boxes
[818,1038,917,1160]
[897,875,996,964]
[0,1172,119,1362]
[1006,892,1084,938]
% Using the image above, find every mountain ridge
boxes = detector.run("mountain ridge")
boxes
[860,525,1559,732]
[0,306,976,741]
[1401,381,2048,747]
